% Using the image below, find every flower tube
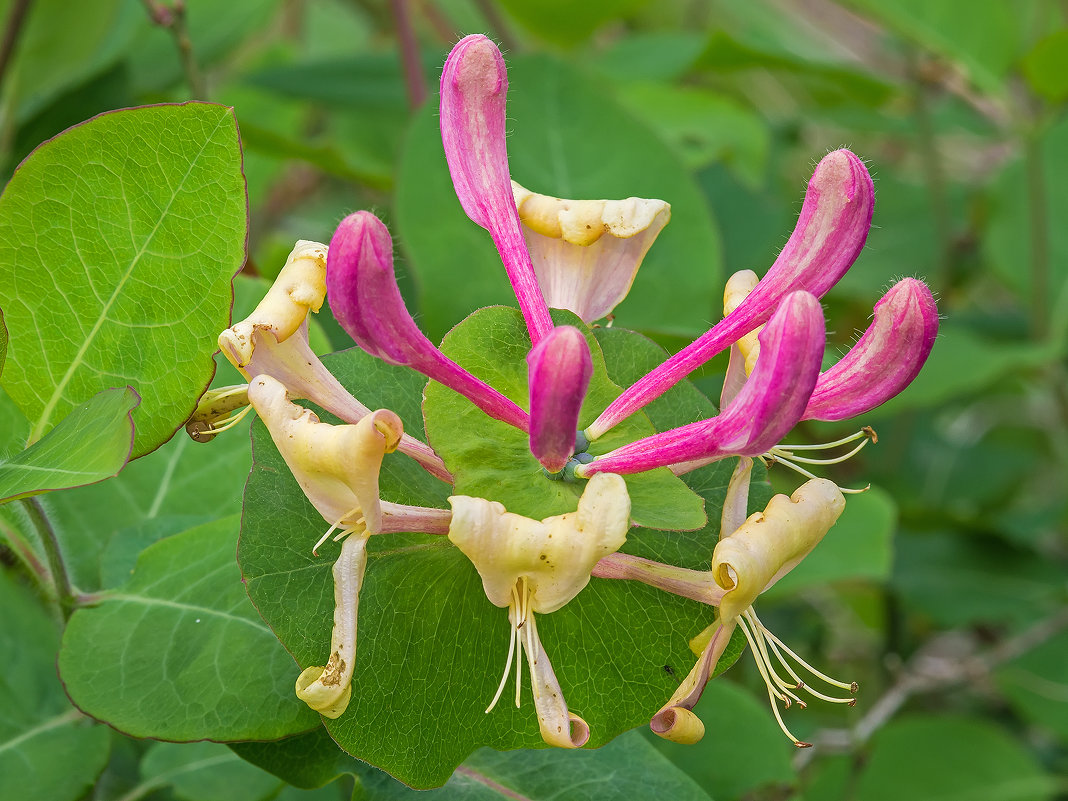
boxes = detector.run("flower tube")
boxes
[527,326,593,473]
[587,149,874,440]
[804,277,939,421]
[440,34,553,344]
[579,291,825,477]
[327,211,529,432]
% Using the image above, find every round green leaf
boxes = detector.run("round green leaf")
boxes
[59,516,318,741]
[0,102,248,458]
[396,54,721,342]
[855,715,1056,801]
[0,571,111,801]
[240,331,745,788]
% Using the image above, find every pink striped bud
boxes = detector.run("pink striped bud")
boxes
[587,149,873,440]
[580,292,825,476]
[327,211,529,432]
[804,277,938,421]
[440,34,553,345]
[527,326,593,473]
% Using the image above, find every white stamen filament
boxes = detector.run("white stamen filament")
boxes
[774,429,871,451]
[762,428,875,493]
[737,606,859,747]
[760,454,870,494]
[485,577,535,714]
[204,403,255,434]
[769,438,870,465]
[313,506,363,555]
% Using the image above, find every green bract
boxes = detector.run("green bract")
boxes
[239,311,748,787]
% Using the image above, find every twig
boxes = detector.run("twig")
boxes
[910,50,953,291]
[18,497,75,620]
[390,0,427,108]
[0,0,31,89]
[471,0,519,52]
[1025,125,1050,340]
[794,609,1068,769]
[140,0,207,99]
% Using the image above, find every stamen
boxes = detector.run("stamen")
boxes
[741,610,805,706]
[752,611,858,694]
[736,616,791,708]
[763,454,869,494]
[486,585,521,713]
[313,506,361,555]
[769,437,870,465]
[202,403,255,434]
[774,429,870,451]
[765,685,812,748]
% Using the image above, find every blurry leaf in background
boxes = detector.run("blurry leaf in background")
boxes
[495,0,652,45]
[614,83,770,187]
[841,0,1025,95]
[0,572,111,801]
[855,715,1055,801]
[985,117,1068,324]
[136,742,282,801]
[0,386,138,503]
[59,517,319,741]
[762,485,896,598]
[1022,29,1068,102]
[0,103,247,458]
[585,32,706,82]
[231,727,363,790]
[996,629,1068,741]
[0,0,139,122]
[398,54,721,341]
[644,681,796,801]
[893,530,1064,629]
[125,0,282,94]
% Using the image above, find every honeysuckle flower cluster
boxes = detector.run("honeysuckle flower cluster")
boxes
[198,34,939,752]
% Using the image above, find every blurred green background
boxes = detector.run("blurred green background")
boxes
[1,0,1066,799]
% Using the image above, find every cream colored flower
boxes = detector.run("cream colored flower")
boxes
[448,472,631,748]
[512,181,670,324]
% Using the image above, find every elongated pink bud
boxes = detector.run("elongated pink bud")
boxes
[579,292,825,476]
[327,211,529,432]
[587,149,873,440]
[527,326,593,473]
[440,34,553,345]
[804,278,938,421]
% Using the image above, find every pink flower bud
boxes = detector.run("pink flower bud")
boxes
[580,292,825,476]
[327,211,529,432]
[440,34,553,344]
[527,326,593,473]
[587,149,873,440]
[804,278,938,421]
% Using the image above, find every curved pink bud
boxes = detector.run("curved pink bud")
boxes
[527,326,593,473]
[440,34,553,345]
[580,292,825,476]
[804,278,938,421]
[587,149,873,440]
[327,211,529,432]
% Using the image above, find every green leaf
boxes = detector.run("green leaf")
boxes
[995,629,1068,741]
[58,516,318,740]
[0,386,138,504]
[424,307,707,530]
[0,102,247,458]
[613,82,770,187]
[137,742,282,801]
[397,53,722,341]
[230,727,365,790]
[357,730,714,800]
[761,486,896,598]
[495,0,652,45]
[855,715,1056,801]
[240,340,740,787]
[644,682,796,801]
[1023,30,1068,102]
[0,0,140,122]
[0,571,111,801]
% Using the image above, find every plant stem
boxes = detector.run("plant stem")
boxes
[390,0,427,108]
[140,0,207,99]
[1025,125,1050,340]
[0,0,31,87]
[19,497,75,620]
